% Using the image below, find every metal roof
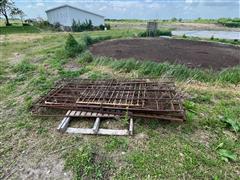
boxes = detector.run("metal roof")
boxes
[45,4,104,18]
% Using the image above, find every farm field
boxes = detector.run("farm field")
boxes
[0,29,240,179]
[106,20,240,31]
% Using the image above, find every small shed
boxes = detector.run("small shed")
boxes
[45,4,104,27]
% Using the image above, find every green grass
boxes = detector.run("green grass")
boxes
[104,137,129,152]
[93,57,240,84]
[0,30,239,179]
[65,144,114,179]
[0,26,40,34]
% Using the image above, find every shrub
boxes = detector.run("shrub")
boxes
[65,34,83,57]
[53,22,62,31]
[33,20,50,28]
[99,24,105,30]
[71,19,79,32]
[183,34,187,38]
[217,18,240,28]
[105,23,111,30]
[33,20,62,31]
[78,51,93,64]
[22,23,30,26]
[71,19,94,32]
[82,34,93,45]
[138,29,172,37]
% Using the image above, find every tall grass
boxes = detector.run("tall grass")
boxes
[93,57,240,84]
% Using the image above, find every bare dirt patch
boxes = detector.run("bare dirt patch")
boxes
[63,60,82,71]
[10,155,72,180]
[90,38,240,70]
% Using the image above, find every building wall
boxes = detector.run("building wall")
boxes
[46,7,69,26]
[67,7,104,26]
[46,6,104,27]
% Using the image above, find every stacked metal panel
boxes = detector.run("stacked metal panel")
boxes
[32,79,185,122]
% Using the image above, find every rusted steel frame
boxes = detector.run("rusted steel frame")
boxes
[108,81,119,103]
[85,85,97,104]
[80,86,92,102]
[50,87,176,92]
[76,86,89,102]
[33,104,184,116]
[43,96,182,105]
[43,96,180,108]
[42,100,183,109]
[39,103,184,113]
[65,81,175,86]
[130,84,136,105]
[118,83,127,105]
[32,112,183,121]
[44,95,181,101]
[137,83,141,106]
[61,80,175,87]
[31,82,64,107]
[125,85,131,105]
[97,79,114,104]
[91,85,105,103]
[32,108,184,121]
[31,79,185,121]
[56,80,175,87]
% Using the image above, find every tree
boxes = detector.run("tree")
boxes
[0,0,21,25]
[19,10,25,23]
[65,34,82,57]
[10,7,25,23]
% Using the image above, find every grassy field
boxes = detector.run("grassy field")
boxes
[0,30,239,179]
[106,19,240,31]
[0,26,41,34]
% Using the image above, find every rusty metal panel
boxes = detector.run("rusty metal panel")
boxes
[31,79,185,122]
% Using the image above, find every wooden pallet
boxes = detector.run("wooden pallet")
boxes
[57,110,134,136]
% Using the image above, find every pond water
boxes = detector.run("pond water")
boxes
[172,30,240,40]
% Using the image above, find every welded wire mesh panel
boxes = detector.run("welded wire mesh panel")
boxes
[32,79,185,121]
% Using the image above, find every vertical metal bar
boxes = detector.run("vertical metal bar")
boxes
[137,83,141,106]
[131,84,136,105]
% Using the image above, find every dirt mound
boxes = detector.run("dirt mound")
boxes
[90,38,240,70]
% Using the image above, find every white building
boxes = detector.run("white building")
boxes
[45,4,104,27]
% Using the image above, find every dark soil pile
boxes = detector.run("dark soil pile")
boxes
[90,38,240,70]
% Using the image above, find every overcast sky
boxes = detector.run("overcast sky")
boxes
[15,0,240,19]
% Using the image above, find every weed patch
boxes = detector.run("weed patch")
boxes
[220,117,240,133]
[13,60,36,74]
[87,71,111,80]
[93,57,240,84]
[59,67,89,78]
[104,137,129,152]
[78,51,93,64]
